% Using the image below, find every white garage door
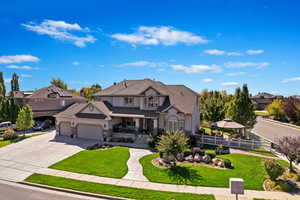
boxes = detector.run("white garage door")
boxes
[77,124,103,140]
[60,122,72,136]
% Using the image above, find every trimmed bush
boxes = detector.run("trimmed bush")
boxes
[192,147,201,156]
[264,159,285,181]
[223,158,232,168]
[183,149,192,157]
[205,150,216,158]
[3,128,18,140]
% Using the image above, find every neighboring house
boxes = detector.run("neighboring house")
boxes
[13,86,86,119]
[251,92,284,110]
[55,79,200,141]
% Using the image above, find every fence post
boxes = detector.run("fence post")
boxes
[252,140,254,150]
[238,139,241,148]
[214,135,217,145]
[202,135,204,144]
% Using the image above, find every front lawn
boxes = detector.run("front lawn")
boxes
[50,146,130,178]
[140,153,270,190]
[0,133,43,148]
[26,174,215,200]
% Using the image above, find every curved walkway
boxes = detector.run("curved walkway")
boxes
[122,148,152,181]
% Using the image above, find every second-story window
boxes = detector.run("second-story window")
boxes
[124,97,134,105]
[145,96,159,108]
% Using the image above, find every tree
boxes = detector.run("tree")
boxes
[0,72,6,98]
[156,131,189,165]
[200,90,228,122]
[11,73,20,92]
[226,84,256,127]
[16,105,34,136]
[0,99,20,123]
[264,159,285,181]
[80,84,102,100]
[282,97,300,124]
[276,136,300,172]
[267,99,285,120]
[51,78,68,90]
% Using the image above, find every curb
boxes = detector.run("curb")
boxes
[20,181,130,200]
[262,118,300,131]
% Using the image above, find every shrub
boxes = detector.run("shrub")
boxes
[183,149,192,157]
[223,158,232,168]
[147,136,155,148]
[3,128,18,140]
[192,147,202,156]
[205,150,216,158]
[264,159,285,181]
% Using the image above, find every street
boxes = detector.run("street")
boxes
[252,117,300,143]
[0,180,109,200]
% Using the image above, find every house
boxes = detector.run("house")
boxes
[251,92,283,110]
[55,79,200,141]
[13,86,86,119]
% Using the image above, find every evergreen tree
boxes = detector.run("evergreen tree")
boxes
[11,73,20,92]
[0,99,20,123]
[226,84,256,127]
[0,72,5,98]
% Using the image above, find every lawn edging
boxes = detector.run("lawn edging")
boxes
[25,174,215,200]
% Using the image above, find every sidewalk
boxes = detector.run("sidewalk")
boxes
[34,168,300,200]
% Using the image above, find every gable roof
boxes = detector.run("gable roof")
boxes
[94,79,199,114]
[15,86,85,100]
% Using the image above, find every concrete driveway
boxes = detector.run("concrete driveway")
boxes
[0,130,97,182]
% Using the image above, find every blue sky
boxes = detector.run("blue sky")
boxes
[0,0,299,95]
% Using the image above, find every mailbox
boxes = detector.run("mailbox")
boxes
[230,178,244,195]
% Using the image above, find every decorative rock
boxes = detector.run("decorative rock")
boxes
[185,155,194,162]
[212,158,219,166]
[194,153,202,162]
[176,153,184,162]
[203,155,211,164]
[158,158,164,166]
[217,161,224,168]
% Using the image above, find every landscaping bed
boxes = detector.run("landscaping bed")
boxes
[140,153,273,190]
[50,146,130,178]
[26,174,215,200]
[0,133,43,148]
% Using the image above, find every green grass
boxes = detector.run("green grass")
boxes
[26,174,215,200]
[50,146,130,178]
[255,111,269,116]
[0,133,43,148]
[140,153,271,190]
[241,149,276,157]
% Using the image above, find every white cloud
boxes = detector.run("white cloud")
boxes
[120,61,166,67]
[72,61,80,65]
[202,78,213,83]
[203,49,242,56]
[111,26,208,46]
[221,82,239,86]
[282,77,300,83]
[247,49,264,55]
[4,78,11,83]
[171,64,221,74]
[157,68,166,72]
[0,55,39,64]
[21,74,32,78]
[6,65,39,70]
[225,72,245,76]
[224,62,269,68]
[22,20,96,47]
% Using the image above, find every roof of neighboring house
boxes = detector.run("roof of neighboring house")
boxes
[13,86,84,100]
[252,92,276,99]
[94,79,199,114]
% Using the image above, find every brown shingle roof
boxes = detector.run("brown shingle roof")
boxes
[27,86,84,99]
[94,79,199,114]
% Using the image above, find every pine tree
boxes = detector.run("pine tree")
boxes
[0,72,5,98]
[11,73,20,92]
[226,84,256,127]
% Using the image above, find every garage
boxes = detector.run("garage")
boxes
[77,124,103,140]
[59,122,72,136]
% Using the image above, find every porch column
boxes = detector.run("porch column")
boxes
[153,119,158,135]
[135,118,140,129]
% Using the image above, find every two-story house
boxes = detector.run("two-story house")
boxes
[13,85,86,119]
[55,79,200,141]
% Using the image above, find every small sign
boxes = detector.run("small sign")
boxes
[230,178,244,195]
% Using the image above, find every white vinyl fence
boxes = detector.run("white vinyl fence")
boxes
[195,135,272,151]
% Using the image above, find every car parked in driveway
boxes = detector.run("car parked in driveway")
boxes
[0,121,16,134]
[33,120,51,131]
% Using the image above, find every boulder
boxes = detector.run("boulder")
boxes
[203,155,211,164]
[217,161,224,168]
[176,153,184,162]
[185,155,194,162]
[194,153,202,162]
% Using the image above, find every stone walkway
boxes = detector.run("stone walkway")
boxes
[123,148,152,181]
[35,168,300,200]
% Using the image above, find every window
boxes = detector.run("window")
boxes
[124,97,134,105]
[167,116,185,131]
[144,96,159,108]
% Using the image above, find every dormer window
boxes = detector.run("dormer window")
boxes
[124,97,134,105]
[144,96,159,108]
